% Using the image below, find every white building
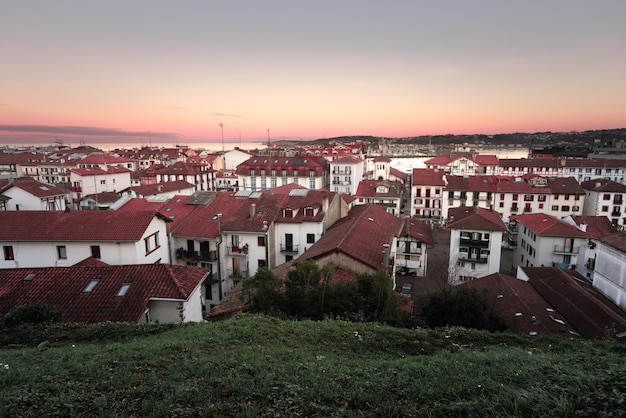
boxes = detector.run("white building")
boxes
[236,155,329,191]
[447,206,507,282]
[594,232,626,311]
[411,168,446,224]
[70,166,132,210]
[511,213,589,271]
[0,177,68,211]
[0,210,171,268]
[581,178,626,229]
[329,156,365,195]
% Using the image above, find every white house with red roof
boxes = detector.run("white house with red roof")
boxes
[581,178,626,229]
[562,215,618,281]
[155,161,213,192]
[121,180,196,200]
[425,152,499,175]
[510,213,590,272]
[273,189,346,265]
[447,206,507,283]
[77,154,136,171]
[0,177,68,211]
[0,210,171,268]
[354,179,404,216]
[411,168,446,224]
[395,217,435,277]
[295,204,406,281]
[594,232,626,311]
[69,166,132,210]
[215,170,239,191]
[223,148,254,171]
[236,155,329,191]
[0,264,209,323]
[329,156,365,195]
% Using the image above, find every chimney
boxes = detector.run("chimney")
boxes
[158,185,163,192]
[250,203,256,218]
[322,196,329,213]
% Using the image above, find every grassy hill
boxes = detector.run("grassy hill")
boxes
[1,315,625,417]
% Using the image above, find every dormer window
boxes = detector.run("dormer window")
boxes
[304,207,314,217]
[283,208,293,217]
[376,186,388,193]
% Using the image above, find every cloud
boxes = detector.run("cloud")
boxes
[0,124,179,140]
[210,112,244,118]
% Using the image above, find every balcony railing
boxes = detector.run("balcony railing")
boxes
[71,186,82,192]
[511,206,519,212]
[553,245,579,254]
[613,198,623,205]
[280,243,299,253]
[508,224,518,233]
[227,268,249,279]
[227,245,248,256]
[198,250,218,262]
[612,211,621,217]
[459,238,490,248]
[332,169,352,175]
[458,254,488,264]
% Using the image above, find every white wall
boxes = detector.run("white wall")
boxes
[593,242,626,311]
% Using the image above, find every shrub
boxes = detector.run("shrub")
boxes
[2,302,62,328]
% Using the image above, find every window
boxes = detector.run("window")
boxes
[57,245,67,260]
[304,207,314,216]
[538,195,546,202]
[258,259,267,267]
[551,205,559,211]
[100,179,106,185]
[3,245,14,260]
[116,283,131,297]
[90,245,101,259]
[603,194,611,200]
[83,279,100,293]
[572,206,580,211]
[602,206,609,212]
[144,232,160,255]
[307,233,315,244]
[257,236,266,246]
[561,206,570,211]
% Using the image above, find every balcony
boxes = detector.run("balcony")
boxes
[586,258,596,270]
[198,250,218,262]
[553,245,579,254]
[511,206,519,212]
[508,224,518,233]
[280,243,299,254]
[71,185,82,192]
[332,179,351,185]
[459,238,489,248]
[227,268,249,279]
[614,198,623,205]
[458,254,488,264]
[612,211,622,217]
[227,245,248,256]
[332,169,352,175]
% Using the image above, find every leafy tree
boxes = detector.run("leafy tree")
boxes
[421,287,506,332]
[241,267,283,314]
[1,302,61,328]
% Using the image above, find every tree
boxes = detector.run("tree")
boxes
[421,287,506,332]
[241,267,283,314]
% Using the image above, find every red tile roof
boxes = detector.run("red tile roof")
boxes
[82,191,121,204]
[581,178,626,193]
[425,153,498,166]
[372,156,392,162]
[126,180,195,196]
[78,154,136,164]
[0,177,67,198]
[275,190,336,223]
[0,210,169,241]
[116,198,164,212]
[448,206,507,232]
[569,216,617,240]
[355,180,404,198]
[235,155,328,177]
[389,167,408,181]
[523,267,626,340]
[401,218,435,246]
[156,161,211,175]
[0,264,208,323]
[511,213,589,238]
[462,273,576,336]
[297,204,404,271]
[173,193,249,238]
[598,231,626,253]
[411,168,446,186]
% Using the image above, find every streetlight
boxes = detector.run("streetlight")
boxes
[218,123,224,153]
[212,213,223,300]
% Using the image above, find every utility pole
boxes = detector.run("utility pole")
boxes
[219,123,224,153]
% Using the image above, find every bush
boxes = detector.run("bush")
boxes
[421,287,507,332]
[1,302,62,328]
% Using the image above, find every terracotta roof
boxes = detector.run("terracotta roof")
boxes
[461,273,576,336]
[0,177,67,197]
[562,158,625,169]
[0,264,208,323]
[235,155,327,176]
[372,156,392,162]
[0,210,169,241]
[511,213,589,238]
[355,180,404,198]
[598,231,626,253]
[78,154,136,164]
[126,180,195,196]
[569,216,617,240]
[0,151,46,165]
[448,206,507,232]
[401,217,435,246]
[156,161,210,175]
[331,156,364,164]
[173,193,248,238]
[72,256,110,267]
[425,153,498,166]
[548,177,585,195]
[411,168,446,186]
[275,190,336,223]
[222,192,286,233]
[498,158,559,168]
[581,178,626,193]
[523,267,626,340]
[116,198,164,212]
[297,204,403,271]
[82,191,121,204]
[389,167,408,181]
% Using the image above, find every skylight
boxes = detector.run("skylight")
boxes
[39,186,50,191]
[23,273,36,281]
[116,283,131,297]
[83,279,100,293]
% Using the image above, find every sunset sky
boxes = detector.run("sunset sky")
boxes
[1,1,626,144]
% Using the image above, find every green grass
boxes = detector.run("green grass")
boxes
[1,315,625,417]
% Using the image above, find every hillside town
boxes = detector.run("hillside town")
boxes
[1,139,626,341]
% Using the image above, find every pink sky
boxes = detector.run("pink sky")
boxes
[1,1,625,144]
